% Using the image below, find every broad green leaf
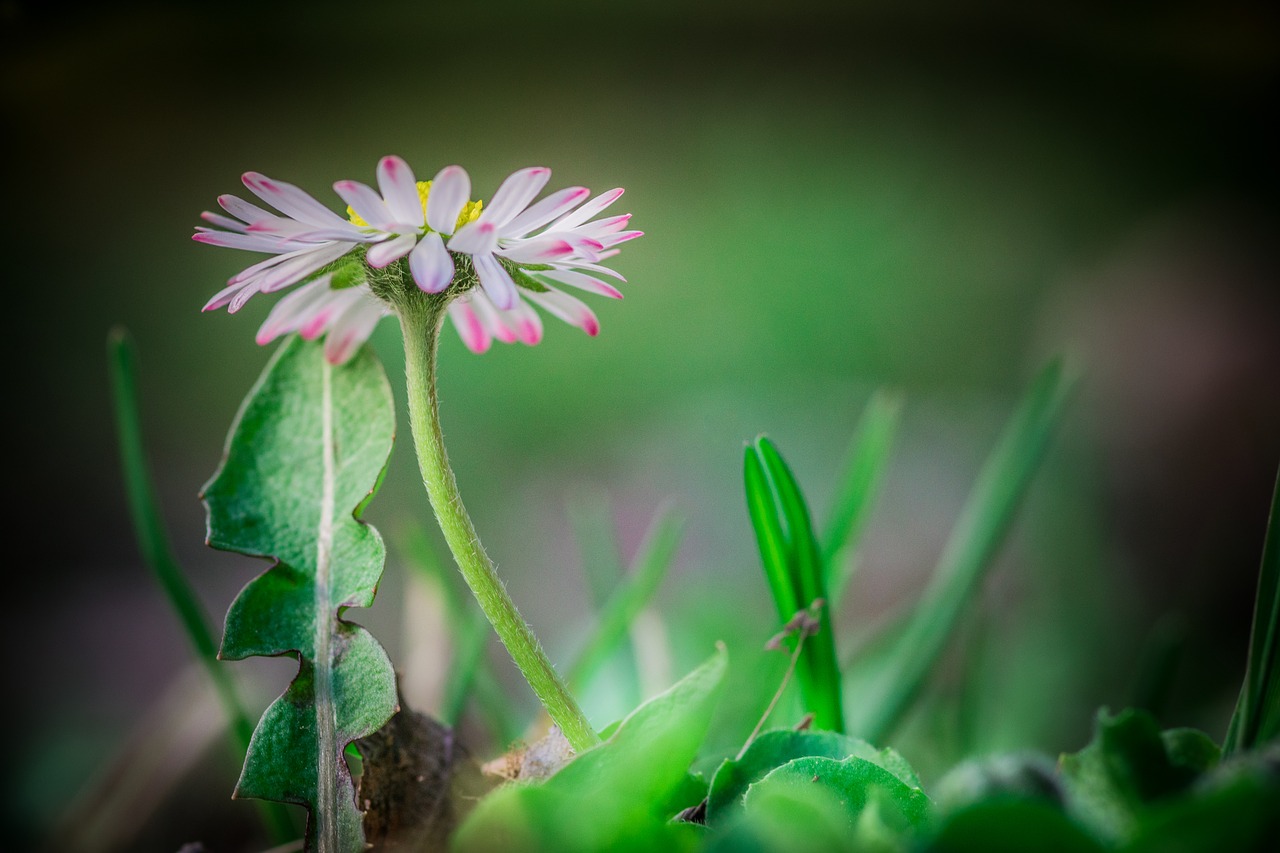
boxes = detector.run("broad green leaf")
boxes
[849,358,1074,742]
[203,337,397,853]
[567,504,684,692]
[737,755,931,851]
[822,390,904,607]
[1224,466,1280,755]
[107,328,297,844]
[745,437,844,732]
[923,798,1104,853]
[705,729,921,824]
[1059,708,1220,845]
[452,645,728,852]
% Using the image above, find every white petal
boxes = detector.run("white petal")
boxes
[409,231,454,292]
[218,194,276,225]
[537,268,623,299]
[482,167,551,227]
[227,280,263,314]
[525,286,600,336]
[255,277,334,343]
[472,252,519,310]
[500,186,590,238]
[200,211,249,232]
[546,187,624,232]
[366,233,419,268]
[447,298,492,354]
[333,180,396,230]
[323,295,385,364]
[241,172,350,229]
[425,165,470,235]
[376,156,424,227]
[203,279,252,312]
[192,230,293,253]
[508,297,544,345]
[469,291,519,344]
[260,242,354,293]
[497,237,575,264]
[448,220,499,255]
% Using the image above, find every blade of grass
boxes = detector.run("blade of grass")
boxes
[567,504,684,693]
[744,443,801,618]
[756,437,844,732]
[853,358,1075,743]
[396,524,522,744]
[1224,465,1280,754]
[107,328,296,845]
[568,493,641,709]
[822,390,904,608]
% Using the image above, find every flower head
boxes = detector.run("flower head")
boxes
[195,157,640,361]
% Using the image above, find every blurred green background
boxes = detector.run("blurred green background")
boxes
[4,1,1278,850]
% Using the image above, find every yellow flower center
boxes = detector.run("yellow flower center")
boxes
[347,180,483,232]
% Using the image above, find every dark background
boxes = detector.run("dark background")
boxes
[3,1,1278,850]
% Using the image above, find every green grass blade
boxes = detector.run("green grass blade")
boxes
[822,391,904,608]
[1225,466,1280,754]
[567,505,684,692]
[568,492,627,607]
[757,437,844,732]
[106,328,296,845]
[853,358,1075,743]
[568,494,642,708]
[396,524,521,744]
[744,442,800,619]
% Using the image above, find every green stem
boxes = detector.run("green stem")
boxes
[397,296,600,753]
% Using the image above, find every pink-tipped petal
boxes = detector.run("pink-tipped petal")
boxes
[333,179,396,230]
[241,172,350,229]
[497,238,575,264]
[526,286,600,336]
[259,242,353,293]
[547,187,624,231]
[192,230,292,253]
[322,295,384,364]
[509,299,544,345]
[469,293,519,344]
[448,299,492,354]
[425,165,470,235]
[218,194,276,225]
[409,231,454,293]
[500,186,590,238]
[472,252,519,310]
[203,280,250,312]
[376,156,423,227]
[227,281,263,314]
[448,220,499,255]
[200,211,248,232]
[254,277,332,343]
[538,268,624,299]
[366,233,419,268]
[482,167,551,227]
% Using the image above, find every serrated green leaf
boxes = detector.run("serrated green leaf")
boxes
[203,337,398,853]
[1059,708,1219,845]
[822,390,904,607]
[452,646,728,852]
[705,729,921,824]
[1225,467,1280,755]
[848,358,1074,743]
[745,437,844,732]
[739,755,931,851]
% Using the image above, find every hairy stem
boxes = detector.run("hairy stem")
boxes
[397,295,599,752]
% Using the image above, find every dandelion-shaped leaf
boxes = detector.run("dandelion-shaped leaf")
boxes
[203,336,398,853]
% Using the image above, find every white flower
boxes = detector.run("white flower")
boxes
[195,157,641,360]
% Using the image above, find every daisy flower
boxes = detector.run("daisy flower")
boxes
[195,157,641,361]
